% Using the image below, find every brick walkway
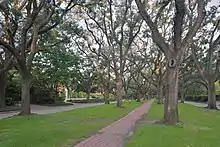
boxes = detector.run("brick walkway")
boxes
[75,100,154,147]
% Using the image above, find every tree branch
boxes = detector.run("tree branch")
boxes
[182,0,206,49]
[174,0,186,50]
[135,0,171,57]
[155,0,172,24]
[0,40,20,60]
[191,44,206,81]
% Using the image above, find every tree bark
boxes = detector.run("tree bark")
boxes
[157,83,163,104]
[104,89,110,104]
[0,73,7,108]
[116,75,123,107]
[65,87,69,100]
[136,91,141,102]
[164,65,179,125]
[207,80,217,109]
[135,89,141,102]
[124,84,129,100]
[19,73,31,115]
[180,89,185,103]
[86,90,90,101]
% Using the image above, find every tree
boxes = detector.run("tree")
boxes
[0,1,79,115]
[33,42,82,102]
[0,5,15,108]
[0,48,14,108]
[81,19,113,104]
[73,30,112,103]
[123,36,151,101]
[82,0,143,107]
[135,0,206,124]
[149,49,166,104]
[77,67,98,100]
[192,8,220,109]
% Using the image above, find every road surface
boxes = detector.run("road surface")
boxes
[184,101,220,109]
[0,103,103,119]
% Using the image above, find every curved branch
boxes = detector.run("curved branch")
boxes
[174,0,186,50]
[135,0,171,57]
[182,0,206,49]
[155,0,172,24]
[191,44,206,81]
[0,40,20,60]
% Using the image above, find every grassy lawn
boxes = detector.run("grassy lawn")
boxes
[0,101,141,147]
[126,103,220,147]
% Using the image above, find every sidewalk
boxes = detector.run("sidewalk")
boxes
[75,100,154,147]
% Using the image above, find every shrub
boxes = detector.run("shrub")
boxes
[67,99,104,103]
[66,96,116,103]
[90,93,104,99]
[5,97,15,106]
[31,87,55,104]
[72,92,77,98]
[109,93,115,101]
[6,81,21,102]
[77,91,87,98]
[185,95,208,102]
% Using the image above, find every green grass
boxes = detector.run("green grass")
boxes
[0,101,141,147]
[126,103,220,147]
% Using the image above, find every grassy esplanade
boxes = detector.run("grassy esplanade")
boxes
[0,101,141,147]
[126,103,220,147]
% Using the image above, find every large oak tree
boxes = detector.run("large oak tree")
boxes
[135,0,206,124]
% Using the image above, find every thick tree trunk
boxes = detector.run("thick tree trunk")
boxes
[105,64,110,104]
[86,91,90,101]
[137,92,141,102]
[207,80,217,109]
[65,87,69,100]
[180,89,185,103]
[104,89,110,104]
[116,75,123,107]
[19,74,31,115]
[0,73,7,108]
[49,89,54,101]
[65,86,72,101]
[157,84,163,104]
[135,90,141,102]
[164,66,179,125]
[124,86,128,99]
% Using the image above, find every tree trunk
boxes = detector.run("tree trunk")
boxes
[116,75,123,107]
[104,89,110,104]
[19,74,31,115]
[136,91,141,102]
[157,84,163,104]
[0,73,7,108]
[207,80,217,109]
[136,89,142,102]
[163,66,179,125]
[86,91,90,101]
[124,85,128,100]
[105,63,110,104]
[180,89,185,103]
[65,87,69,100]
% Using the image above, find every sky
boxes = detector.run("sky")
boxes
[210,0,219,6]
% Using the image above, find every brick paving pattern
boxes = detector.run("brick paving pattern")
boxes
[75,100,154,147]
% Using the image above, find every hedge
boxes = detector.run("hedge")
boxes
[184,95,220,102]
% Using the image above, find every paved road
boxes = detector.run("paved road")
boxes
[184,101,220,109]
[184,101,207,107]
[0,103,103,119]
